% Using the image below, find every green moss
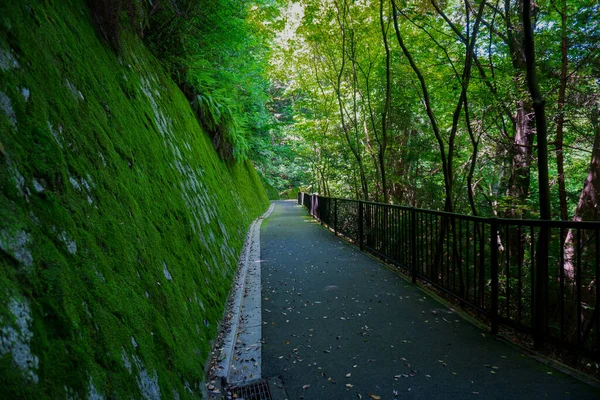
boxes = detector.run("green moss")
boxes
[258,174,280,200]
[0,0,269,398]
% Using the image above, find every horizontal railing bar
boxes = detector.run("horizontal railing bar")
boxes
[306,194,600,229]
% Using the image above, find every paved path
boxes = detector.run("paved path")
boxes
[260,201,600,400]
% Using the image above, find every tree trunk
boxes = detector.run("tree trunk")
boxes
[391,0,451,211]
[504,101,534,217]
[500,0,536,272]
[555,0,569,222]
[504,0,535,217]
[523,0,551,349]
[379,0,391,203]
[564,105,600,278]
[334,0,369,200]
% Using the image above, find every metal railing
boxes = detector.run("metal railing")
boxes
[298,193,600,359]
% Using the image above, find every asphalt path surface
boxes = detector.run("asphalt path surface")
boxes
[260,200,599,400]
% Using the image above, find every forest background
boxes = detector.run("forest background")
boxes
[101,0,599,220]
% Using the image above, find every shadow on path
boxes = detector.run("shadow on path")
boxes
[261,201,599,400]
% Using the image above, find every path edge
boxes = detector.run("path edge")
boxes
[206,202,274,385]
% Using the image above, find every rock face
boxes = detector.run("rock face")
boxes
[0,1,269,398]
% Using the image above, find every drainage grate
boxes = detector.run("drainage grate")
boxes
[229,379,272,400]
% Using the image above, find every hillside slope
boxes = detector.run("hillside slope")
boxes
[0,1,269,397]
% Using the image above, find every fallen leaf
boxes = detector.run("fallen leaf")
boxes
[368,394,381,400]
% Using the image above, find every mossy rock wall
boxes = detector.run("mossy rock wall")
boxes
[259,175,280,200]
[0,1,269,398]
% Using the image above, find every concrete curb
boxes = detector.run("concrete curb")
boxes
[209,202,274,386]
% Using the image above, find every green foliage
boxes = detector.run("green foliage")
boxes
[280,187,300,200]
[0,0,268,397]
[138,0,282,161]
[273,0,599,218]
[85,0,284,162]
[191,92,249,160]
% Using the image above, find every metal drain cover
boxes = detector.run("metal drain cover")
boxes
[229,379,271,400]
[227,377,287,400]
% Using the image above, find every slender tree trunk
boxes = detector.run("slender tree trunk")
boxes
[333,0,369,200]
[363,119,383,200]
[379,0,391,203]
[392,0,484,285]
[350,34,371,200]
[523,1,551,216]
[390,129,412,204]
[505,0,536,219]
[523,0,551,349]
[564,105,600,277]
[464,93,480,216]
[391,0,451,212]
[505,102,534,216]
[434,0,534,218]
[555,0,569,222]
[335,0,369,200]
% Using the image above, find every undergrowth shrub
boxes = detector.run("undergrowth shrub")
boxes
[190,92,249,161]
[88,0,277,162]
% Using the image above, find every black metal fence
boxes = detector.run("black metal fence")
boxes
[297,193,600,359]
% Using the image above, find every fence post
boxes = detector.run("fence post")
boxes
[489,218,499,335]
[358,201,364,251]
[411,207,417,284]
[334,198,338,235]
[318,196,323,225]
[534,224,549,350]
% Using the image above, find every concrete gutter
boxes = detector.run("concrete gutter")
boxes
[208,202,274,386]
